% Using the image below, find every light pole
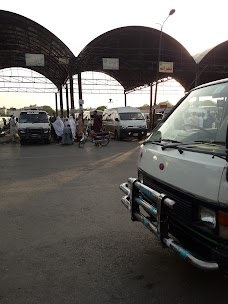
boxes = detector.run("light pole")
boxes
[150,9,175,131]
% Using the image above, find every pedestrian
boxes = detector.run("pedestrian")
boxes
[93,110,102,132]
[52,116,64,144]
[68,115,76,139]
[50,113,57,142]
[9,115,17,143]
[191,112,199,127]
[198,113,204,128]
[64,117,69,127]
[62,124,73,145]
[76,113,84,141]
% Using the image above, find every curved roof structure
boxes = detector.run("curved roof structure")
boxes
[0,10,75,88]
[0,10,227,94]
[77,26,196,92]
[193,40,228,87]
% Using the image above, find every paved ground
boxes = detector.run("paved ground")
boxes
[0,140,227,304]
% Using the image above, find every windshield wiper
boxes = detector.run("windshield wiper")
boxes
[194,140,225,145]
[143,140,162,145]
[161,139,183,150]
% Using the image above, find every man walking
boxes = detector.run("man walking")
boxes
[9,115,17,143]
[93,110,102,133]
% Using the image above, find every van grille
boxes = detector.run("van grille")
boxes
[28,128,42,134]
[142,174,196,225]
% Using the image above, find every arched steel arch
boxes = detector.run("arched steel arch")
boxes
[0,10,76,89]
[193,40,228,87]
[77,26,196,92]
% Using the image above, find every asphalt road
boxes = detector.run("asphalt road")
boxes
[0,140,227,304]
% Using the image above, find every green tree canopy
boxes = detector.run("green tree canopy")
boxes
[193,99,216,107]
[42,105,55,115]
[96,106,107,111]
[157,101,173,107]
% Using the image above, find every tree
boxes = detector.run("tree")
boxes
[42,105,55,115]
[96,106,107,111]
[157,101,173,107]
[193,99,216,107]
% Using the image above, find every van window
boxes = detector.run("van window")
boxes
[19,112,49,123]
[147,81,228,152]
[106,112,114,121]
[119,112,144,120]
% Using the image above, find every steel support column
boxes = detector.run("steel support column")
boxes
[78,72,83,101]
[69,73,75,110]
[149,83,153,131]
[55,92,58,116]
[66,83,69,117]
[59,87,63,118]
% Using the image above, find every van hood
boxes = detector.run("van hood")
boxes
[139,143,226,203]
[18,123,50,129]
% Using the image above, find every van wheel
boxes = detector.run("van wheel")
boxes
[20,140,25,145]
[115,130,122,141]
[138,134,143,141]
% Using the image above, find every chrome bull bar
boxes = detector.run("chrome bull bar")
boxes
[120,178,219,271]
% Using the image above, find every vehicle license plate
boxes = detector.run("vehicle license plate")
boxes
[133,133,138,136]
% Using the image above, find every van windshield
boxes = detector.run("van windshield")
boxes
[147,81,228,154]
[119,113,144,120]
[19,112,49,123]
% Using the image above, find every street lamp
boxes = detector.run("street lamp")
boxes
[150,9,175,130]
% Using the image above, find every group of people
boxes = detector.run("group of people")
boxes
[50,110,102,145]
[186,110,219,128]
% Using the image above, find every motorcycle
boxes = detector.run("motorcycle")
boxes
[79,127,110,148]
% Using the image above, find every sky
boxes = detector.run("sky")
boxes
[0,0,228,111]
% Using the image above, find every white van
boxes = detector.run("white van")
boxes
[18,110,51,145]
[76,110,103,129]
[120,78,228,272]
[102,107,147,140]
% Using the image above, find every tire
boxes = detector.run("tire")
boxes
[20,140,25,145]
[115,130,122,141]
[78,141,84,148]
[100,138,110,146]
[138,135,143,141]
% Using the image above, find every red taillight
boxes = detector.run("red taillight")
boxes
[218,210,228,227]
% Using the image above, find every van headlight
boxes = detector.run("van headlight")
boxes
[121,126,127,129]
[19,128,26,134]
[43,128,50,133]
[199,207,216,228]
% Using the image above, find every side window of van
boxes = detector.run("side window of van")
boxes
[106,112,113,121]
[103,112,108,121]
[110,112,116,121]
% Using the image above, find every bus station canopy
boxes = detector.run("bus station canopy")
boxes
[0,10,228,92]
[0,10,75,89]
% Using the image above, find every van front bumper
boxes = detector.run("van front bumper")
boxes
[120,128,147,138]
[120,177,221,271]
[19,128,50,141]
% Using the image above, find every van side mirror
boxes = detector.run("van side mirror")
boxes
[115,118,119,122]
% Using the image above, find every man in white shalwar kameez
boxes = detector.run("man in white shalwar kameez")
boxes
[68,115,76,139]
[9,115,17,143]
[52,116,64,144]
